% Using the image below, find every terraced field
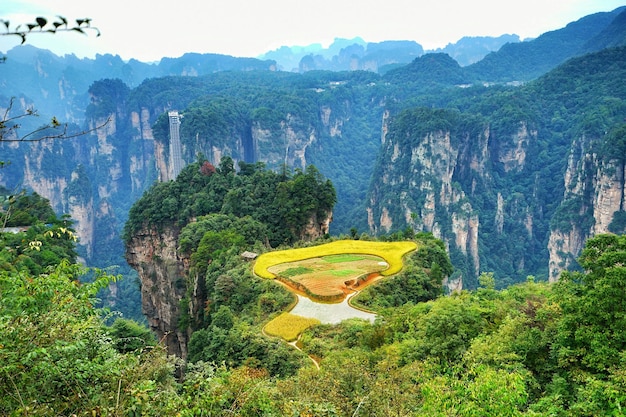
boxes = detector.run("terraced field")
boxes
[268,254,387,300]
[259,240,417,341]
[255,240,417,302]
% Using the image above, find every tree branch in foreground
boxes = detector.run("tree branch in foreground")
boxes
[1,98,111,142]
[0,16,100,44]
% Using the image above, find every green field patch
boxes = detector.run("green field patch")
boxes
[324,254,369,263]
[329,269,358,277]
[254,240,418,279]
[254,239,417,305]
[281,266,314,277]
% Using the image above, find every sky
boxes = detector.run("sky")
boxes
[1,0,624,62]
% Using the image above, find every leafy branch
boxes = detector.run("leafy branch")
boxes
[0,15,100,45]
[0,97,111,142]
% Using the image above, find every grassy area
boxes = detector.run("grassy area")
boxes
[264,312,321,341]
[324,254,370,263]
[254,240,417,279]
[282,266,314,277]
[329,269,358,277]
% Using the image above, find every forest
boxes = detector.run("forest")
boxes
[2,186,626,415]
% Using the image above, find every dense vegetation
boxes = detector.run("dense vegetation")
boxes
[124,157,336,247]
[0,189,76,274]
[353,232,453,309]
[4,191,626,415]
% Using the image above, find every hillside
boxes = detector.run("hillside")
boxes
[466,6,626,81]
[3,204,626,414]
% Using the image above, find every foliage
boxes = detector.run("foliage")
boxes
[0,96,110,142]
[555,234,626,374]
[124,158,336,247]
[4,196,626,417]
[108,317,156,353]
[0,260,177,416]
[0,187,56,227]
[187,321,308,377]
[0,196,77,275]
[85,78,130,119]
[0,15,100,45]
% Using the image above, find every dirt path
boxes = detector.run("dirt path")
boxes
[289,338,320,370]
[262,321,320,369]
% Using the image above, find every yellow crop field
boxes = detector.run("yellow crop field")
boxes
[254,240,417,279]
[264,312,321,341]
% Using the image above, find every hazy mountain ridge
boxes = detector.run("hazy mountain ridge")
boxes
[466,6,626,81]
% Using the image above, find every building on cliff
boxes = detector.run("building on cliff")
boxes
[168,111,184,179]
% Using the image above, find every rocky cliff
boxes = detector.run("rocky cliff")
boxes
[367,100,626,289]
[366,108,542,288]
[125,225,189,357]
[548,134,626,281]
[125,210,331,357]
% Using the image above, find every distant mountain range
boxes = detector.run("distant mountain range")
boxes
[259,34,521,72]
[1,5,623,122]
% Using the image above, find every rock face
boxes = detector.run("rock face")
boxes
[125,206,332,357]
[299,211,333,241]
[367,114,489,288]
[547,136,625,281]
[365,107,625,289]
[125,225,189,357]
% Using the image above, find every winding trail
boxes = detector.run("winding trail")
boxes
[288,338,320,370]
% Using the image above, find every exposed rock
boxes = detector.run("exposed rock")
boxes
[592,161,624,234]
[498,123,534,172]
[125,225,190,358]
[299,210,333,241]
[495,193,505,233]
[67,197,94,258]
[368,125,481,287]
[548,229,586,282]
[547,135,625,280]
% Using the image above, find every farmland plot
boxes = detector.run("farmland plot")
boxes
[268,255,387,301]
[256,240,417,340]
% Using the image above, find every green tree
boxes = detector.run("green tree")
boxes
[0,261,176,415]
[556,234,626,374]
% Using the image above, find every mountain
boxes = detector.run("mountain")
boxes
[581,7,626,53]
[467,6,626,81]
[432,34,520,66]
[294,38,425,73]
[262,35,513,73]
[0,45,276,122]
[1,7,625,321]
[367,46,626,288]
